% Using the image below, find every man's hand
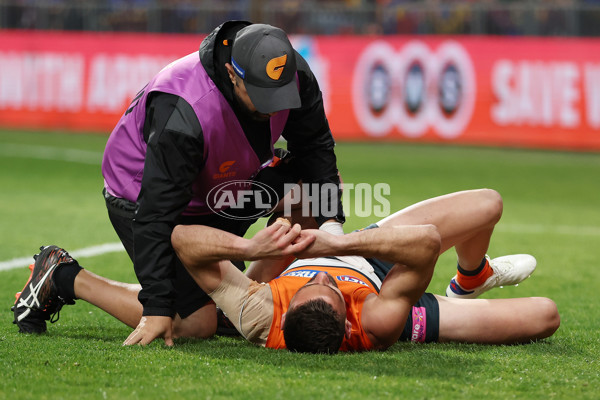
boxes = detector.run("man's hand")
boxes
[292,229,341,259]
[244,220,315,260]
[123,316,174,346]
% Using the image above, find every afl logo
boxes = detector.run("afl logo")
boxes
[206,180,279,220]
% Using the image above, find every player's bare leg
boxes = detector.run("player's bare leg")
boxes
[437,295,560,344]
[75,269,216,338]
[376,189,535,298]
[74,269,142,328]
[376,189,502,269]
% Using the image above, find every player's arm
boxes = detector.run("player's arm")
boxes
[171,220,315,295]
[294,225,440,349]
[244,256,296,283]
[359,227,440,350]
[294,224,437,264]
[244,213,320,283]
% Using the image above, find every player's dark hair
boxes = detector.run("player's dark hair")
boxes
[283,298,345,354]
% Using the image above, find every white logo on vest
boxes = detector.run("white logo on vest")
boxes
[206,180,279,220]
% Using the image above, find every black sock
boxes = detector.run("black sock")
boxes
[54,262,83,300]
[457,257,487,276]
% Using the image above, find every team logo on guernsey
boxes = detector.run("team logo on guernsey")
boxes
[336,275,368,287]
[266,54,287,80]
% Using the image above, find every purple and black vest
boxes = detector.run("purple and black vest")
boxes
[102,52,289,215]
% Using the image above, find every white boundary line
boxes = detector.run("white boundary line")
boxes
[0,143,103,165]
[497,223,600,237]
[0,242,124,271]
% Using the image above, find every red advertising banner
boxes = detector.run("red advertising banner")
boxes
[0,30,196,132]
[308,36,600,150]
[1,30,600,150]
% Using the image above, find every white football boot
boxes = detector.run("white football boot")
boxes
[445,254,537,299]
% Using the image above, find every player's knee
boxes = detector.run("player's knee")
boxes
[171,225,189,261]
[421,224,442,264]
[542,298,561,335]
[171,225,183,250]
[479,188,503,225]
[533,297,560,338]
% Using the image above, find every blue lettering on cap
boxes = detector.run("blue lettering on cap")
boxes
[231,58,245,79]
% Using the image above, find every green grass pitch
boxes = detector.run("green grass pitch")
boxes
[0,129,599,399]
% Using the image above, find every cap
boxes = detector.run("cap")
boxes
[231,24,301,114]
